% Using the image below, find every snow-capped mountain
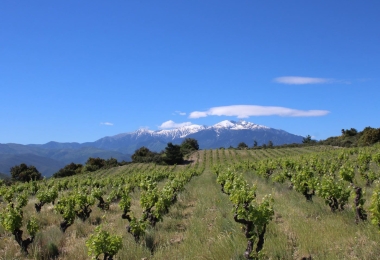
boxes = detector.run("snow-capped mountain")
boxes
[0,120,303,177]
[103,120,269,142]
[154,124,206,139]
[211,120,269,131]
[87,120,303,153]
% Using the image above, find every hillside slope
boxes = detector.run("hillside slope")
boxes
[1,146,379,259]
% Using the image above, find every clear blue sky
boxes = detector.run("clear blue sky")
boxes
[1,1,379,144]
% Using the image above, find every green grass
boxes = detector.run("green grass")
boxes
[244,175,380,259]
[1,146,380,259]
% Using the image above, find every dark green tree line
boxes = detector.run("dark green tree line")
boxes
[10,163,42,182]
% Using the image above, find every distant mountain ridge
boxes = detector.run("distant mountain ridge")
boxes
[0,120,303,177]
[86,120,301,152]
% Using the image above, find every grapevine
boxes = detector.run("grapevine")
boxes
[86,225,122,260]
[215,168,274,259]
[35,186,58,212]
[0,194,39,254]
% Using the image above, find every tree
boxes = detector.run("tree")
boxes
[131,147,163,163]
[302,135,317,144]
[10,164,42,182]
[132,146,152,161]
[302,135,312,144]
[104,157,119,168]
[53,163,83,178]
[253,140,258,148]
[268,140,274,148]
[237,142,248,150]
[180,138,199,155]
[84,157,106,172]
[163,143,183,165]
[359,127,380,146]
[342,128,358,137]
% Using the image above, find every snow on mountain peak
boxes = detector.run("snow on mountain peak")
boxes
[113,120,270,141]
[211,120,269,130]
[154,124,206,139]
[159,123,205,131]
[213,120,236,128]
[181,124,205,130]
[133,128,154,137]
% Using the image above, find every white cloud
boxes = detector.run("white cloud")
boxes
[274,76,331,85]
[159,120,192,129]
[189,105,330,118]
[100,122,114,126]
[174,110,186,116]
[188,111,208,118]
[334,79,352,84]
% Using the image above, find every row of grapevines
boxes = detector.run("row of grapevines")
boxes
[213,165,274,259]
[236,146,380,228]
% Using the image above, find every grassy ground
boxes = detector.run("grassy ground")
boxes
[1,147,380,259]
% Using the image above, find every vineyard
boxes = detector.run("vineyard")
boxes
[1,145,380,259]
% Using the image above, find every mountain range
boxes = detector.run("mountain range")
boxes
[0,120,304,177]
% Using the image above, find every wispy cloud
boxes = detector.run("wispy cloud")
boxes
[100,122,114,126]
[274,76,331,85]
[189,105,330,118]
[173,110,186,116]
[159,120,192,129]
[356,78,371,83]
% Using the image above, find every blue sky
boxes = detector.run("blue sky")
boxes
[1,1,379,144]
